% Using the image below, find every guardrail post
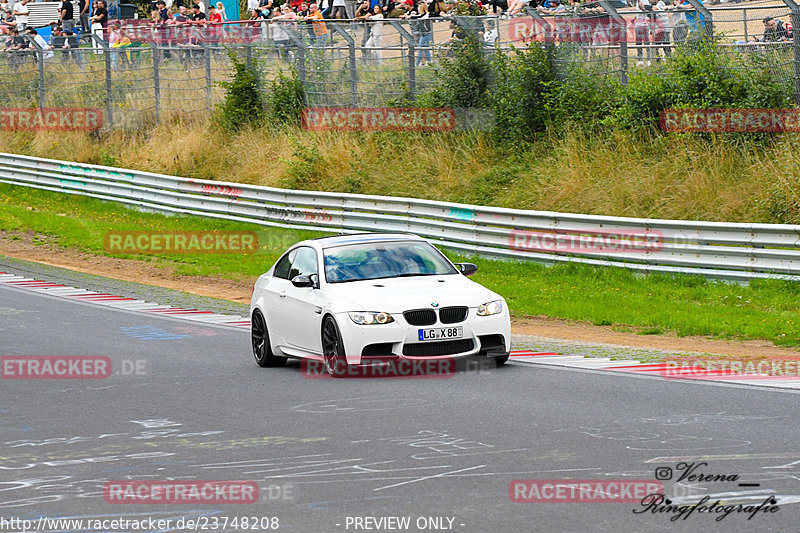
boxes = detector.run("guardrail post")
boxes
[332,23,358,106]
[390,21,416,100]
[598,0,627,86]
[92,33,113,128]
[152,44,160,123]
[782,0,800,105]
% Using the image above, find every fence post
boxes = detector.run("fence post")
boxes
[93,33,113,128]
[523,6,553,48]
[204,43,212,113]
[782,0,800,105]
[598,0,627,86]
[26,35,45,108]
[152,44,160,124]
[742,7,748,42]
[331,23,358,106]
[684,0,713,39]
[286,29,307,104]
[390,21,416,100]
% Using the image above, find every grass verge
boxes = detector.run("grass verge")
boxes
[1,183,798,347]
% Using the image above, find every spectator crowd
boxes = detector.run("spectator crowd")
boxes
[0,0,794,67]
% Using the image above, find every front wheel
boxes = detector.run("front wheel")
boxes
[251,310,287,368]
[321,317,348,377]
[492,353,510,366]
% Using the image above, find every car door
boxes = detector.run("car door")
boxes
[262,249,296,350]
[280,246,326,354]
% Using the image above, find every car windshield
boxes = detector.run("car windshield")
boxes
[323,240,458,283]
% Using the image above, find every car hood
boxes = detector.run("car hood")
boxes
[322,274,501,313]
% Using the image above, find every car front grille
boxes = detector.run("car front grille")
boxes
[402,339,474,357]
[439,306,468,324]
[403,309,437,326]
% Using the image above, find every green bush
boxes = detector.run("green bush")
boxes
[216,52,265,132]
[426,34,491,109]
[616,38,792,129]
[266,71,305,127]
[489,45,555,142]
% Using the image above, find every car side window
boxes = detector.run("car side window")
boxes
[273,250,295,280]
[289,247,318,279]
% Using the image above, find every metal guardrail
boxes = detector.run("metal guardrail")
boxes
[1,151,799,282]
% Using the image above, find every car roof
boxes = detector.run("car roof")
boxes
[308,233,426,249]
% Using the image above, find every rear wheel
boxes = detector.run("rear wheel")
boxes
[321,317,347,377]
[251,310,287,367]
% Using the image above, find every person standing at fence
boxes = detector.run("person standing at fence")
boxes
[355,0,371,62]
[90,0,108,52]
[79,0,91,41]
[271,3,297,59]
[634,0,651,65]
[651,0,671,59]
[330,0,346,20]
[345,0,357,19]
[404,0,431,66]
[27,27,54,60]
[207,3,220,42]
[364,4,382,62]
[305,2,328,45]
[58,0,74,33]
[12,0,27,32]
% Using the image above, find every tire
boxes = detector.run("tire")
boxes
[251,310,287,368]
[321,316,348,377]
[492,353,510,366]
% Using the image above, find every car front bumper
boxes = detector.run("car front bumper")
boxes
[333,309,511,365]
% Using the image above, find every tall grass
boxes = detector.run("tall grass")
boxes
[4,122,799,224]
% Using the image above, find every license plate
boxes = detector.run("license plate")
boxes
[418,327,463,341]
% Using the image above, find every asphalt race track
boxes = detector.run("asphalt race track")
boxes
[1,278,800,533]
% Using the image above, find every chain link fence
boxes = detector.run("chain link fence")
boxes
[1,2,798,130]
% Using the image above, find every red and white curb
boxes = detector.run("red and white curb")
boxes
[0,272,251,329]
[510,350,800,390]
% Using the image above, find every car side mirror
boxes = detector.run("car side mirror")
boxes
[455,263,478,276]
[291,274,315,288]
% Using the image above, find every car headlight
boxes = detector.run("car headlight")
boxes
[477,300,503,316]
[348,311,394,325]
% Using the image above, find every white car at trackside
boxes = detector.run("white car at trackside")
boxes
[250,233,511,375]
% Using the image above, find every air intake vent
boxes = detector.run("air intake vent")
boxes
[403,339,474,357]
[439,306,468,324]
[403,309,436,326]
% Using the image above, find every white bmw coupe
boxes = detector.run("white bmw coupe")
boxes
[250,233,511,374]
